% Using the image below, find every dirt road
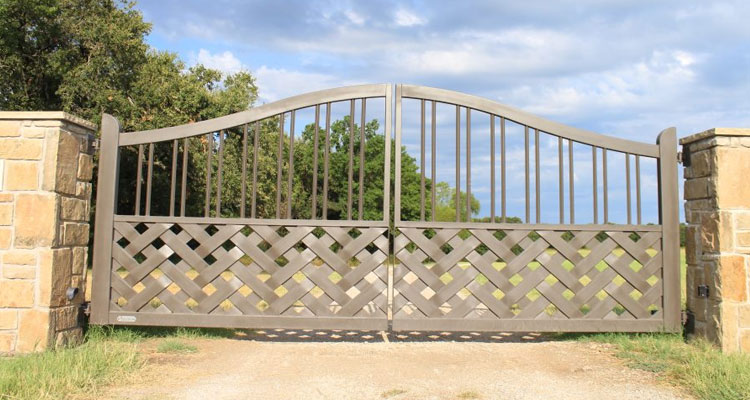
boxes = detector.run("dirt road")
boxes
[104,330,690,400]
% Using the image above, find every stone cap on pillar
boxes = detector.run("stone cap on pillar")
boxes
[680,128,750,146]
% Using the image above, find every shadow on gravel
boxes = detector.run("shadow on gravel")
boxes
[234,328,558,343]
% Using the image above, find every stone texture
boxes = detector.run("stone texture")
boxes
[0,333,14,352]
[71,247,86,275]
[0,138,43,160]
[61,197,87,221]
[715,147,750,208]
[63,222,89,246]
[718,256,748,302]
[0,228,11,249]
[0,310,17,329]
[0,280,34,307]
[0,203,12,225]
[38,248,72,308]
[0,113,95,353]
[684,128,750,353]
[16,309,51,352]
[0,121,20,137]
[3,161,38,190]
[3,250,37,265]
[77,154,93,181]
[3,265,36,279]
[14,193,57,248]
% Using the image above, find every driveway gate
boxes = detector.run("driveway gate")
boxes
[91,84,680,332]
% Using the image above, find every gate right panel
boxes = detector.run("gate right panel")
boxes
[392,84,680,332]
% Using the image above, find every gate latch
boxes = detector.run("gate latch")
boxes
[697,285,709,298]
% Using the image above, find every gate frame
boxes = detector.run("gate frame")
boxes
[91,83,680,332]
[392,84,680,332]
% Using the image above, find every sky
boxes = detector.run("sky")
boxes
[138,1,750,223]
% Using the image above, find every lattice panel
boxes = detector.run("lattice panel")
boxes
[111,222,388,319]
[393,228,663,321]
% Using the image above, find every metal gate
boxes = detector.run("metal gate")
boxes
[91,84,680,332]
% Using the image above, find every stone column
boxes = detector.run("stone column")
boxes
[682,128,750,353]
[0,112,96,353]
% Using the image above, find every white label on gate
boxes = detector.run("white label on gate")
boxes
[117,315,137,323]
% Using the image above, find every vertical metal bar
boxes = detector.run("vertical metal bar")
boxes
[205,132,212,218]
[312,105,320,219]
[420,99,426,221]
[135,144,143,216]
[626,153,632,224]
[170,140,177,217]
[501,117,506,222]
[657,127,680,332]
[383,85,393,224]
[240,124,248,218]
[287,110,295,219]
[569,139,575,224]
[90,114,120,323]
[636,155,642,225]
[276,113,284,219]
[455,105,460,223]
[216,130,224,217]
[180,138,188,217]
[323,103,331,219]
[431,100,436,222]
[146,143,154,215]
[535,129,540,223]
[593,147,598,224]
[251,121,259,219]
[358,99,365,220]
[524,126,530,223]
[490,115,495,222]
[348,99,354,220]
[394,85,402,224]
[465,108,472,222]
[145,143,153,216]
[558,136,564,224]
[603,148,608,223]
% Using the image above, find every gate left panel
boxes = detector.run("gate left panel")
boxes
[91,84,393,330]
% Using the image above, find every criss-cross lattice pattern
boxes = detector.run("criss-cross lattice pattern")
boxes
[393,228,663,321]
[111,222,388,319]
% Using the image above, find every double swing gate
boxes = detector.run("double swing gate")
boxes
[91,84,680,333]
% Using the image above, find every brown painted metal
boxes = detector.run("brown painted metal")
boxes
[94,84,678,333]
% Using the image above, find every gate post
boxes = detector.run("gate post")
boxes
[90,114,120,324]
[682,128,750,353]
[658,128,681,332]
[0,112,96,353]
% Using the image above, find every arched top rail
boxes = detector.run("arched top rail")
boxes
[118,84,390,146]
[399,84,659,158]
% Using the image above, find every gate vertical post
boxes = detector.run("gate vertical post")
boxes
[90,114,120,324]
[657,127,680,332]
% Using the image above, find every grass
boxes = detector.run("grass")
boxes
[157,339,197,354]
[569,332,750,400]
[381,388,407,398]
[0,326,142,400]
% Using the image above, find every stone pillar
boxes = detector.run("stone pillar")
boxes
[0,112,96,353]
[682,128,750,353]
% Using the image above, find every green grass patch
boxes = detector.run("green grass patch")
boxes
[380,388,407,398]
[568,332,750,400]
[0,327,141,400]
[157,339,197,354]
[90,324,237,341]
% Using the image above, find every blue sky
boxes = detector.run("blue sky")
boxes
[138,1,750,223]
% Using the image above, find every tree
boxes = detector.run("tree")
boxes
[432,181,480,222]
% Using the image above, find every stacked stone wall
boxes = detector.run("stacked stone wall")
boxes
[682,128,750,353]
[0,112,96,353]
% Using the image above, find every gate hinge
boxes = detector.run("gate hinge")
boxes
[81,301,91,317]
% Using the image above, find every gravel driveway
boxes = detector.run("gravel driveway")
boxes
[104,330,691,400]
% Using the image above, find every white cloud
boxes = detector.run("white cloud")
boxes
[394,9,426,27]
[344,10,365,25]
[193,49,244,75]
[253,66,356,102]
